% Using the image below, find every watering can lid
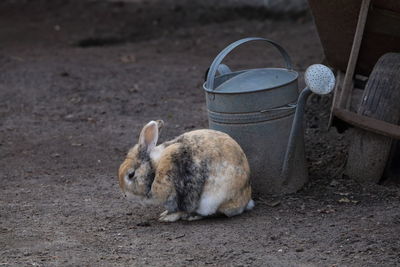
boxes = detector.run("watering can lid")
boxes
[213,68,298,94]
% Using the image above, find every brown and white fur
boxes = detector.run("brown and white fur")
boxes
[118,120,254,222]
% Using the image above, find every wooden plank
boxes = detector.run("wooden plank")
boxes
[308,0,400,75]
[328,71,344,128]
[333,108,400,140]
[368,7,400,38]
[338,0,371,109]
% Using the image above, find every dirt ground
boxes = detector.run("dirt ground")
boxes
[1,1,399,266]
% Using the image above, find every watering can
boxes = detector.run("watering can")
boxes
[203,37,335,195]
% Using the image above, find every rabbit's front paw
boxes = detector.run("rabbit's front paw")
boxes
[182,214,203,221]
[159,211,184,222]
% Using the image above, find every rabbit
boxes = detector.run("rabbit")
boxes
[118,120,254,222]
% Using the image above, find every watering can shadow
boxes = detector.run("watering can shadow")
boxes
[203,37,335,195]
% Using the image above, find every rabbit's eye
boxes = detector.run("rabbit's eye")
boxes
[128,171,135,179]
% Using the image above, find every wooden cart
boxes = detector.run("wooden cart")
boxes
[308,0,400,183]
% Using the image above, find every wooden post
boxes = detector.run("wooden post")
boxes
[338,0,371,109]
[329,71,344,128]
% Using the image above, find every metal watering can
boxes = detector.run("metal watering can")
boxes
[203,37,335,195]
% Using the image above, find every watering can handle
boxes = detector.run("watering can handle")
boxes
[205,37,293,90]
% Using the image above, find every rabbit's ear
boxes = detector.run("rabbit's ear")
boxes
[155,120,164,133]
[139,121,159,153]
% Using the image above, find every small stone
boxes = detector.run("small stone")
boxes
[295,248,304,252]
[317,206,336,214]
[338,197,351,203]
[71,143,83,147]
[266,200,281,207]
[121,54,136,63]
[128,84,140,93]
[64,114,74,120]
[69,97,81,104]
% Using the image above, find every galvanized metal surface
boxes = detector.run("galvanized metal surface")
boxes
[283,65,335,183]
[204,37,308,195]
[205,72,299,113]
[304,64,336,95]
[213,68,298,94]
[281,88,312,183]
[205,37,293,91]
[209,116,307,195]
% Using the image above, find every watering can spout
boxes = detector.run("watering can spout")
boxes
[281,64,336,181]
